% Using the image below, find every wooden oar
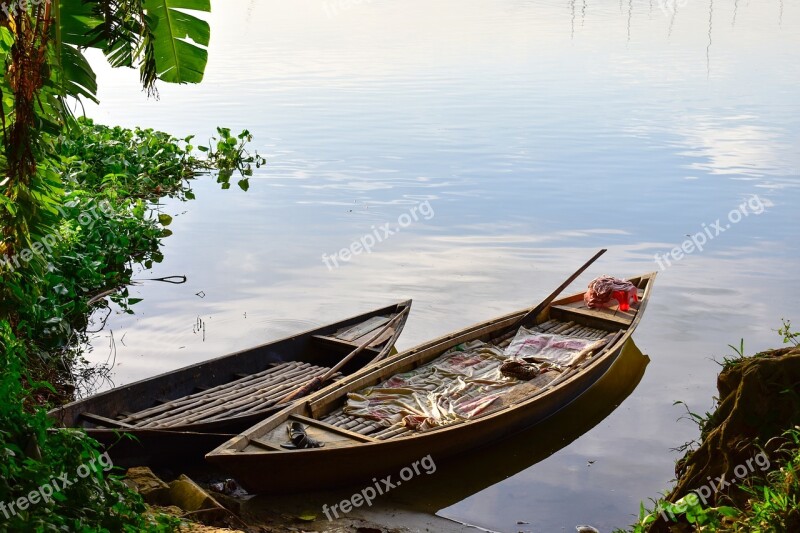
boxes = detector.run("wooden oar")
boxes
[276,307,409,406]
[510,248,607,330]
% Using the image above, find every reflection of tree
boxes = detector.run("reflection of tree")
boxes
[571,0,576,39]
[707,0,714,78]
[628,0,633,41]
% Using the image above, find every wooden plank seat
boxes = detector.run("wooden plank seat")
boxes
[291,414,378,443]
[550,304,633,329]
[311,334,383,357]
[244,414,379,453]
[334,316,391,341]
[313,316,396,355]
[311,313,397,354]
[548,288,645,329]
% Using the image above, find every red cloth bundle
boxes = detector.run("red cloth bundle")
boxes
[584,275,638,310]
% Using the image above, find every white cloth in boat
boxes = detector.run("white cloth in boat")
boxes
[343,330,594,432]
[504,327,596,365]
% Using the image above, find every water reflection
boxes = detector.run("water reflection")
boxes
[707,0,714,77]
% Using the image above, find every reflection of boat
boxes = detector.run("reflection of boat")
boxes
[49,300,411,465]
[206,273,656,493]
[390,338,650,513]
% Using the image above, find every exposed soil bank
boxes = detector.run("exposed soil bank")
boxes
[646,346,800,532]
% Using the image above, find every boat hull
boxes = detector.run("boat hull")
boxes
[49,300,411,466]
[208,336,626,491]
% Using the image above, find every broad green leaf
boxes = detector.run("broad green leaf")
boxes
[715,506,739,518]
[58,0,104,48]
[143,0,211,84]
[60,45,99,103]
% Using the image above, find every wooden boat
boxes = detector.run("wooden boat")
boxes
[388,339,650,513]
[206,273,656,492]
[49,300,411,465]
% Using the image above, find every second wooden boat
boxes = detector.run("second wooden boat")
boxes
[49,300,411,464]
[206,273,655,492]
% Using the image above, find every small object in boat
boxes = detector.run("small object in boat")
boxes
[584,275,638,311]
[209,478,240,495]
[500,359,540,380]
[521,358,559,370]
[576,526,600,533]
[281,421,325,449]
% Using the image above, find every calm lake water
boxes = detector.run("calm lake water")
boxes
[84,0,799,531]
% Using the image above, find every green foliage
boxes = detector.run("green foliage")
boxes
[57,118,198,199]
[777,319,799,347]
[0,323,178,532]
[3,123,178,354]
[1,0,214,270]
[7,194,166,354]
[716,338,747,371]
[0,117,263,530]
[198,127,266,191]
[3,117,262,354]
[53,0,213,98]
[0,2,243,530]
[672,400,718,449]
[142,0,211,84]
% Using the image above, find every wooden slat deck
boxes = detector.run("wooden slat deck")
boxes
[91,312,400,430]
[314,319,614,441]
[82,362,339,430]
